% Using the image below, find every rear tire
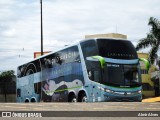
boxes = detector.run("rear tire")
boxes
[80,93,87,102]
[25,99,29,103]
[31,98,36,102]
[69,94,77,102]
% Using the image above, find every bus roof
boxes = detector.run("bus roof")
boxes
[17,38,130,67]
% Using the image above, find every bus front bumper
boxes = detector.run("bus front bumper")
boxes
[103,93,142,102]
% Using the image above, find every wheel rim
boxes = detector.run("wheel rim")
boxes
[82,96,87,102]
[72,98,77,102]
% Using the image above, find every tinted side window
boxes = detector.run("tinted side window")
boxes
[40,45,80,69]
[81,40,101,82]
[17,59,41,78]
[80,40,98,59]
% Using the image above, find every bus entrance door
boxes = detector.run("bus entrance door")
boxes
[89,70,102,102]
[91,82,102,102]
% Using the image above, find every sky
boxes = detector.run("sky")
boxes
[0,0,160,73]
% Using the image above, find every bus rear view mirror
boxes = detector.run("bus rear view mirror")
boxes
[139,58,150,71]
[86,56,105,69]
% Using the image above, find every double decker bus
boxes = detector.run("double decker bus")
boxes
[17,38,149,102]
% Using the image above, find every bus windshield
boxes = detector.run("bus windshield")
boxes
[80,39,141,87]
[103,63,141,87]
[97,39,138,59]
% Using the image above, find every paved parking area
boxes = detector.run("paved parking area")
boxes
[0,102,160,120]
[0,102,160,111]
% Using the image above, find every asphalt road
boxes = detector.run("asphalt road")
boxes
[0,102,160,111]
[0,102,160,120]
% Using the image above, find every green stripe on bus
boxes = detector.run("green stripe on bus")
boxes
[102,83,141,90]
[45,86,83,94]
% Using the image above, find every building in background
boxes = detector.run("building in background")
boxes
[137,53,157,98]
[151,71,160,97]
[34,51,51,58]
[0,74,16,102]
[85,33,127,39]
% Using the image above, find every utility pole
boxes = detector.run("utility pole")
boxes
[40,0,43,56]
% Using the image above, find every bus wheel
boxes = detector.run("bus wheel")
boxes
[69,94,77,102]
[72,98,77,102]
[31,98,36,102]
[25,99,29,103]
[80,93,87,102]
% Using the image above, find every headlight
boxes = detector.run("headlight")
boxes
[137,90,142,94]
[98,87,115,93]
[132,90,142,94]
[104,88,114,93]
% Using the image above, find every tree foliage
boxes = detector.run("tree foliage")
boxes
[136,17,160,64]
[0,70,15,102]
[0,70,15,78]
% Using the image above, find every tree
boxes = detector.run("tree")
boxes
[136,17,160,64]
[0,70,15,102]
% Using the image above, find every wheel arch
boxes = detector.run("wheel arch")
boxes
[68,91,77,102]
[25,98,30,103]
[31,97,37,102]
[78,90,87,102]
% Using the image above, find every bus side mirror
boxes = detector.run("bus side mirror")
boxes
[139,58,150,71]
[86,56,105,69]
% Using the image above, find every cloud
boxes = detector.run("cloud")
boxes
[0,0,160,72]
